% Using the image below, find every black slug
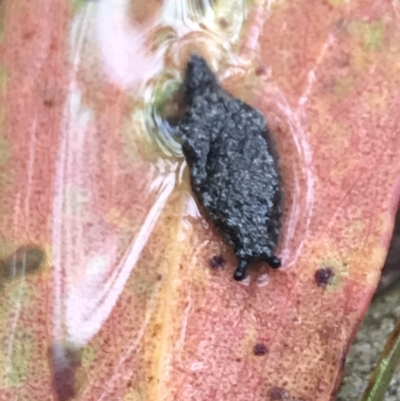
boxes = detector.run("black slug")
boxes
[177,54,283,281]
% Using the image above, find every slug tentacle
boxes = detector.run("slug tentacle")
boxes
[234,259,250,282]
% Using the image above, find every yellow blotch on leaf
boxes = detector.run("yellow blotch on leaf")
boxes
[3,281,33,310]
[345,220,365,238]
[328,0,344,6]
[334,75,354,100]
[319,255,349,289]
[0,328,35,388]
[105,207,131,231]
[364,89,389,113]
[82,345,97,365]
[0,67,6,94]
[124,389,144,401]
[236,324,258,358]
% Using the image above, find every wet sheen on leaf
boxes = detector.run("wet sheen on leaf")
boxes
[0,0,399,401]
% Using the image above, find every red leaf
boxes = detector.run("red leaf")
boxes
[0,1,399,400]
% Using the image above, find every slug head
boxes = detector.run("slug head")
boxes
[184,54,217,105]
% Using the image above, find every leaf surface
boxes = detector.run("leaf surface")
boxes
[0,1,400,401]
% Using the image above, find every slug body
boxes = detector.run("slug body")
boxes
[178,55,283,281]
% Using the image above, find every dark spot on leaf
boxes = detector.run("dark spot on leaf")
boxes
[253,343,268,356]
[44,99,55,107]
[334,51,350,68]
[50,343,82,401]
[209,255,226,269]
[315,267,334,288]
[334,17,347,33]
[255,65,267,76]
[219,18,228,28]
[267,387,288,400]
[340,354,346,370]
[23,31,35,40]
[0,245,45,282]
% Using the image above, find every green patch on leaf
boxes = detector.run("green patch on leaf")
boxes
[4,281,33,310]
[152,77,183,118]
[82,345,97,364]
[363,21,385,52]
[0,328,35,388]
[70,0,90,13]
[349,20,385,52]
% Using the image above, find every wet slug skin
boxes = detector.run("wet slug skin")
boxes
[176,54,283,281]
